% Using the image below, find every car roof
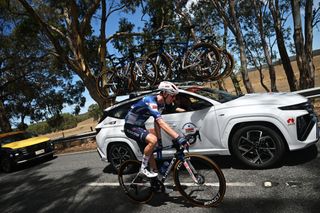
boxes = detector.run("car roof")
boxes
[0,131,25,139]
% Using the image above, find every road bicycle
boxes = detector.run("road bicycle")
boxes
[118,138,226,207]
[145,33,222,82]
[96,51,158,98]
[200,36,235,81]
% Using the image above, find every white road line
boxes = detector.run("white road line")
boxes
[87,182,256,187]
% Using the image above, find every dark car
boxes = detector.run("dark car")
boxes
[0,131,55,172]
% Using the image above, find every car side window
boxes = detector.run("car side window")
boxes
[108,100,140,119]
[163,94,212,114]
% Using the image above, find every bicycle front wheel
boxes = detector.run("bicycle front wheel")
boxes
[173,154,226,207]
[96,70,117,98]
[131,58,158,90]
[118,160,154,203]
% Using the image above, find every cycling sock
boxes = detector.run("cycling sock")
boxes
[141,154,150,170]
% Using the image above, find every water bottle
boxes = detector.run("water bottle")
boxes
[160,161,170,175]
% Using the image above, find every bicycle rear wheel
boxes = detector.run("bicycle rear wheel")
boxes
[173,154,226,207]
[118,160,154,203]
[146,52,172,81]
[131,58,158,90]
[211,50,234,81]
[184,42,221,80]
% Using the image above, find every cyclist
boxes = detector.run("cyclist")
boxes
[124,81,188,178]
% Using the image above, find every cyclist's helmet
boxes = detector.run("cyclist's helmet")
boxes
[158,81,179,95]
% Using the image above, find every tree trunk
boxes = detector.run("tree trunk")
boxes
[229,0,254,93]
[291,0,309,89]
[230,73,243,96]
[18,0,114,110]
[253,0,278,92]
[269,0,298,91]
[0,101,12,132]
[304,0,315,88]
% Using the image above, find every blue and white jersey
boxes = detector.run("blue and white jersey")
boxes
[125,95,165,126]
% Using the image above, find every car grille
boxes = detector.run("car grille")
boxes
[296,101,318,141]
[25,142,47,152]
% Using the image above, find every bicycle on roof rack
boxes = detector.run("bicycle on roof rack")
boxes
[200,35,235,81]
[96,47,158,99]
[145,28,222,82]
[118,135,226,207]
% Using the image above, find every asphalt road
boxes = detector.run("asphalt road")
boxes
[1,142,320,213]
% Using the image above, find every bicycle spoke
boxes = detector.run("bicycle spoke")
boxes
[174,154,225,207]
[118,160,154,203]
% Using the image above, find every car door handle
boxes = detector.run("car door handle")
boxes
[168,123,177,127]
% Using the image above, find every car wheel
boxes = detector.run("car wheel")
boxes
[108,143,135,172]
[1,156,14,173]
[231,125,285,169]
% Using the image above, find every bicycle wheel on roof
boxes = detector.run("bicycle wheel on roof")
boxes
[131,58,158,90]
[96,70,117,99]
[184,42,221,80]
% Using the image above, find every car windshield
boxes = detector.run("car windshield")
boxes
[187,87,239,103]
[0,132,33,145]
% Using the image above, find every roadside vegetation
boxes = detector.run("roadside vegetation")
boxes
[26,104,102,135]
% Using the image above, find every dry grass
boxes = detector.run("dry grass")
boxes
[41,118,98,140]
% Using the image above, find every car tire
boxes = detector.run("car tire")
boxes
[1,156,14,173]
[108,143,135,172]
[231,125,285,169]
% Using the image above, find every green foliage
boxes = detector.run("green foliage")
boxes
[26,113,92,135]
[88,104,103,121]
[27,121,50,135]
[0,2,86,130]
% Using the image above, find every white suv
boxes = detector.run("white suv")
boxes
[96,87,319,170]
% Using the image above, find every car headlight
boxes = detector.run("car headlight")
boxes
[279,101,312,111]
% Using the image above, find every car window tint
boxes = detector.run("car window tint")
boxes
[0,132,32,145]
[108,100,140,119]
[163,94,212,114]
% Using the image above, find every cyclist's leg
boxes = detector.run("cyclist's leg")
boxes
[124,124,159,176]
[144,133,158,171]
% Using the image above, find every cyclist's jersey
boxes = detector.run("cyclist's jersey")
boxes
[125,95,165,126]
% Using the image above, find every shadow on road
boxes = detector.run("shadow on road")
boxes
[102,143,319,174]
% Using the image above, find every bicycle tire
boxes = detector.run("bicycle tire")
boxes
[184,42,221,80]
[173,154,226,207]
[96,70,117,99]
[221,51,234,78]
[146,52,172,81]
[118,160,154,203]
[211,50,235,81]
[130,58,158,90]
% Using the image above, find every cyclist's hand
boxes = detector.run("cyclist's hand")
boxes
[175,136,189,147]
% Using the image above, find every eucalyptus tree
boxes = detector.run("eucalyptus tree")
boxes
[209,0,254,93]
[268,0,298,91]
[291,0,317,89]
[190,0,243,95]
[242,0,279,92]
[0,1,85,132]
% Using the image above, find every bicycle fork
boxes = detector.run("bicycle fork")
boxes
[183,158,200,184]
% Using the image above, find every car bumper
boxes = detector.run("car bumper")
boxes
[14,150,55,164]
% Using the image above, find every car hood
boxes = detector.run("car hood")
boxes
[2,136,50,149]
[222,92,307,107]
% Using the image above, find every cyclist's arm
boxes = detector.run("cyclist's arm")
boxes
[155,118,179,139]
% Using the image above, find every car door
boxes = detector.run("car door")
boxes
[160,93,222,155]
